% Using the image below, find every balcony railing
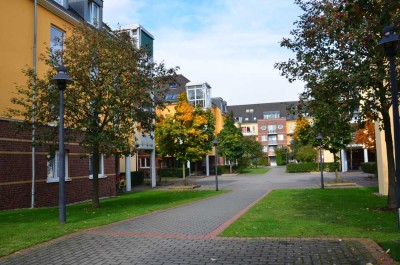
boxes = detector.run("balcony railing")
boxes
[268,130,277,134]
[243,131,256,136]
[268,141,277,145]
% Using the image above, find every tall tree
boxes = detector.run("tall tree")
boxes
[242,136,264,168]
[8,23,177,208]
[218,112,244,173]
[155,93,215,184]
[275,0,400,207]
[354,119,376,152]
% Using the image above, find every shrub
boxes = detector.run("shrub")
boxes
[131,171,144,186]
[361,162,377,175]
[324,162,340,172]
[159,168,190,178]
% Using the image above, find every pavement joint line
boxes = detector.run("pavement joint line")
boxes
[205,188,273,238]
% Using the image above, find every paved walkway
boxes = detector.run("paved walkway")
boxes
[0,167,394,265]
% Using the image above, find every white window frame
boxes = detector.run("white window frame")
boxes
[89,1,100,26]
[261,135,267,141]
[50,25,64,66]
[278,134,285,141]
[89,153,106,179]
[47,151,69,183]
[140,157,151,168]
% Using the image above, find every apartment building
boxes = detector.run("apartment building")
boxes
[0,0,116,210]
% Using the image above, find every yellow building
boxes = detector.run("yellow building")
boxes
[0,0,115,210]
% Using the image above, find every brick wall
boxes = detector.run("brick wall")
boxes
[0,119,116,210]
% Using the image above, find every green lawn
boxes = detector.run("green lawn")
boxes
[239,167,270,174]
[220,187,400,261]
[0,190,222,257]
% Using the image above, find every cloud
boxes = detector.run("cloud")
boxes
[103,0,305,105]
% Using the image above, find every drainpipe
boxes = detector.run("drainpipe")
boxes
[31,0,38,209]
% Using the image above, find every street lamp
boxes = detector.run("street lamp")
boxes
[213,138,219,191]
[377,25,400,227]
[316,133,324,189]
[51,65,72,224]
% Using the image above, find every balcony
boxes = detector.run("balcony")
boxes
[243,131,256,136]
[268,141,277,145]
[268,130,277,134]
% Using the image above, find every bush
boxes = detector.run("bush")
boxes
[361,162,377,175]
[159,168,190,178]
[131,171,144,186]
[287,162,339,173]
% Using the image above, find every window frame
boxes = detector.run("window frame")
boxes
[47,151,69,183]
[89,153,106,179]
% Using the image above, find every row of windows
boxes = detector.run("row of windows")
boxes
[261,135,285,142]
[47,152,105,182]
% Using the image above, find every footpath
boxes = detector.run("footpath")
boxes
[0,167,394,265]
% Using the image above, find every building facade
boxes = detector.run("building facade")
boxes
[0,0,116,210]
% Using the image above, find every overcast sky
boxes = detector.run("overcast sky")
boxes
[103,0,305,105]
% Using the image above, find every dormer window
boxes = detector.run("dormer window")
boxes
[89,1,100,26]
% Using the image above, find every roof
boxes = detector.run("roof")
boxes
[120,24,155,39]
[162,74,190,103]
[186,81,211,88]
[228,101,300,123]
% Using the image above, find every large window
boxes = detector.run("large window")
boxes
[47,151,69,183]
[89,154,105,179]
[187,86,205,108]
[88,1,100,26]
[50,26,64,66]
[263,111,280,119]
[140,157,151,168]
[268,125,277,134]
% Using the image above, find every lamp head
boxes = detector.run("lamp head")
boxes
[316,133,323,142]
[213,138,219,146]
[51,65,73,90]
[377,25,400,57]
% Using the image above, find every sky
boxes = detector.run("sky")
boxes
[103,0,305,106]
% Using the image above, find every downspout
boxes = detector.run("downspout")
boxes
[31,0,38,208]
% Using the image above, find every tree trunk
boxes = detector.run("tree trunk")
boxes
[92,149,100,208]
[381,110,397,208]
[229,161,232,174]
[182,163,187,186]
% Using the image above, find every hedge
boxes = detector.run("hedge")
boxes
[159,168,190,178]
[131,171,144,186]
[287,162,339,173]
[361,162,377,175]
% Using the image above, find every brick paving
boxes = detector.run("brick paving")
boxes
[0,167,394,265]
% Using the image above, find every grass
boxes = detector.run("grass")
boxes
[220,187,400,261]
[0,189,223,257]
[239,167,270,174]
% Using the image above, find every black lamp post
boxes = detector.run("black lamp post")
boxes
[316,133,324,189]
[213,138,219,191]
[377,25,400,227]
[51,65,72,224]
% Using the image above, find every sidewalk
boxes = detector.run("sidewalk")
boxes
[0,167,393,265]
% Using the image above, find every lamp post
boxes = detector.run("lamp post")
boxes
[51,65,72,224]
[316,133,324,189]
[377,25,400,227]
[213,138,219,191]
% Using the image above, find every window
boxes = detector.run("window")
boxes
[263,111,280,119]
[187,86,207,108]
[245,117,249,121]
[278,124,284,130]
[170,83,178,88]
[89,153,105,179]
[268,125,277,134]
[261,135,267,141]
[47,151,69,183]
[53,0,63,5]
[278,134,284,141]
[260,125,267,131]
[88,1,100,26]
[140,157,151,168]
[50,26,64,66]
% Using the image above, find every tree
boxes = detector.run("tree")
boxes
[218,112,244,173]
[155,92,215,184]
[7,23,177,208]
[275,0,399,208]
[275,146,288,166]
[354,119,376,152]
[242,136,264,168]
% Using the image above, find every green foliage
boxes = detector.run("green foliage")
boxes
[361,162,377,175]
[296,145,317,163]
[287,162,338,173]
[159,168,190,178]
[242,136,264,166]
[275,146,288,166]
[218,112,244,166]
[275,0,400,207]
[8,23,177,207]
[131,171,144,186]
[220,188,399,260]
